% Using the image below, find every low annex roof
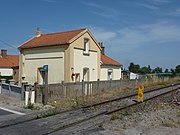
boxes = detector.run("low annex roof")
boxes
[101,54,122,66]
[0,55,19,68]
[19,28,88,49]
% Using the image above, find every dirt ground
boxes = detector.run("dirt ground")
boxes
[83,95,180,135]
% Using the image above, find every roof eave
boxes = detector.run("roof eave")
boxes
[18,42,69,50]
[101,64,122,67]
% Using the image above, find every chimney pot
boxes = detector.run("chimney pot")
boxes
[36,27,41,37]
[99,42,105,55]
[1,49,7,58]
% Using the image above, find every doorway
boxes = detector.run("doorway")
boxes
[37,67,45,85]
[83,68,89,95]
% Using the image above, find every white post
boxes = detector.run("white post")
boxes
[0,83,1,94]
[25,91,29,106]
[30,91,35,104]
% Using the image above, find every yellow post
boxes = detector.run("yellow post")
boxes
[138,85,144,102]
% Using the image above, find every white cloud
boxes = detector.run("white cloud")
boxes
[166,8,180,16]
[82,2,120,19]
[90,22,180,53]
[131,2,158,10]
[149,0,171,5]
[90,27,117,42]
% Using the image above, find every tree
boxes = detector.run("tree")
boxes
[139,66,151,74]
[128,62,140,73]
[148,65,151,73]
[164,69,169,73]
[171,68,176,77]
[152,67,162,73]
[175,65,180,73]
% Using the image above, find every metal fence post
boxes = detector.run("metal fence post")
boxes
[9,84,11,96]
[120,78,122,90]
[61,81,65,97]
[0,79,6,94]
[97,79,100,95]
[0,82,1,94]
[21,81,28,100]
[87,81,89,96]
[34,82,38,103]
[82,80,84,97]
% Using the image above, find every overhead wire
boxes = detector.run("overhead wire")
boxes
[0,39,17,49]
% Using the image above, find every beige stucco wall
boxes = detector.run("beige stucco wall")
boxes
[100,66,121,80]
[74,49,98,81]
[20,47,65,85]
[65,31,101,82]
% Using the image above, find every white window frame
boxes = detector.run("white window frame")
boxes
[108,69,113,80]
[84,38,90,55]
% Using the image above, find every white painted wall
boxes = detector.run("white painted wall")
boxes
[100,67,108,80]
[130,72,139,79]
[0,68,13,76]
[23,48,64,84]
[100,66,121,80]
[113,68,122,80]
[74,49,98,81]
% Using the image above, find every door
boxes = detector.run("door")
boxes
[83,68,89,95]
[37,68,45,85]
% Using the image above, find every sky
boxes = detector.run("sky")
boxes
[0,0,180,70]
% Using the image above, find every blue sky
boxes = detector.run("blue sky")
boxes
[0,0,180,70]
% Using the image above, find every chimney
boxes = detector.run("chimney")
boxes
[36,27,41,37]
[1,49,7,58]
[99,42,105,55]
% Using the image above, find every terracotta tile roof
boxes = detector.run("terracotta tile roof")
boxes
[0,55,19,68]
[101,54,122,66]
[19,28,86,49]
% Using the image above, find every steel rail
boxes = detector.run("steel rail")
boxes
[105,87,179,115]
[82,83,180,109]
[48,85,180,134]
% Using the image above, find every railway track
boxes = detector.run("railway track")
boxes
[0,83,179,135]
[48,83,180,135]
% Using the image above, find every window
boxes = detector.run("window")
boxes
[108,69,113,80]
[84,38,90,54]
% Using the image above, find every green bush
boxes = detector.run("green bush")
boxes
[0,76,13,82]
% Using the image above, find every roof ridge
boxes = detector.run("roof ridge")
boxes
[42,28,86,36]
[101,54,122,66]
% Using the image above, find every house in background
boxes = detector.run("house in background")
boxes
[121,70,139,80]
[100,43,122,80]
[18,28,122,85]
[0,49,19,82]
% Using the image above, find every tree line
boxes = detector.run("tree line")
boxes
[128,62,180,75]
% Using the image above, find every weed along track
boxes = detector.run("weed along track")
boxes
[47,84,180,134]
[0,84,179,135]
